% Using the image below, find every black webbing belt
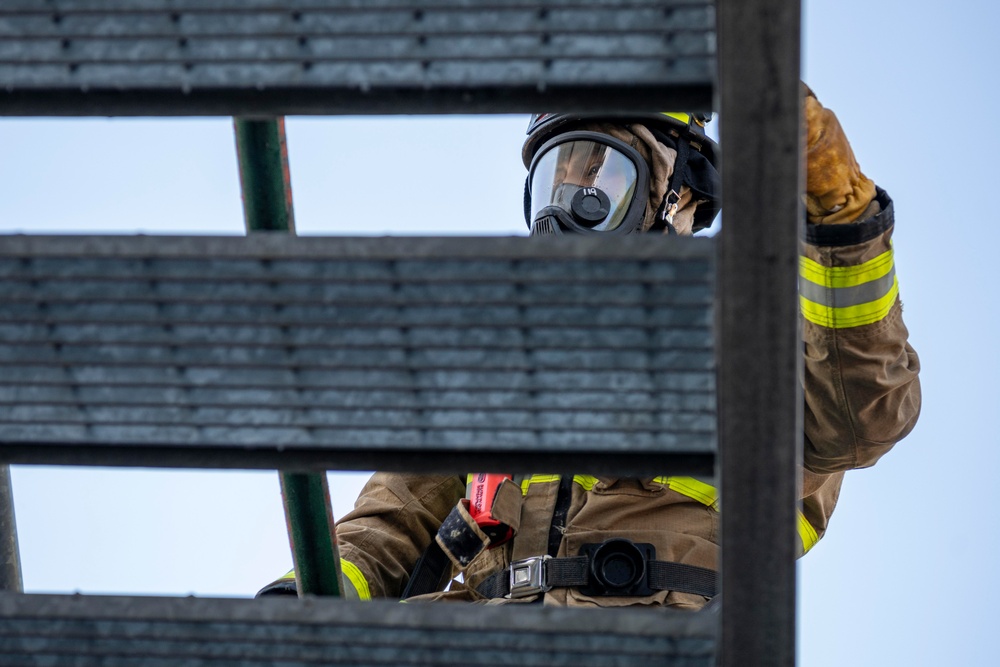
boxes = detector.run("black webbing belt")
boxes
[476,554,717,600]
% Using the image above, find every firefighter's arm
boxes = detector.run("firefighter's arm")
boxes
[256,473,465,599]
[799,86,921,475]
[335,473,466,599]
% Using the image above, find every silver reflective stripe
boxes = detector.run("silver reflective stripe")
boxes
[799,264,896,308]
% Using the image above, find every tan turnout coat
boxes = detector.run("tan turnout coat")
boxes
[324,190,920,610]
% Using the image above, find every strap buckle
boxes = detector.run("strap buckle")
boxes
[661,189,681,225]
[506,555,551,599]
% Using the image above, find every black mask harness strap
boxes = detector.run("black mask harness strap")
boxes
[649,131,692,235]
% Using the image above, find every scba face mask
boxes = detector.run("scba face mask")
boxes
[526,132,650,236]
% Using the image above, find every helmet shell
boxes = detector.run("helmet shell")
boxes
[522,112,719,170]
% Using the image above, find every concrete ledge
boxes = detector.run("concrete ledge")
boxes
[0,592,717,666]
[0,235,717,475]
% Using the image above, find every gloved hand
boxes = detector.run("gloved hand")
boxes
[803,84,876,225]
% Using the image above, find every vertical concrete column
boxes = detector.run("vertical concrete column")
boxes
[0,466,22,592]
[716,0,803,664]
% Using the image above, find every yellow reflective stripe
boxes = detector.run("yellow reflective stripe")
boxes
[662,112,691,125]
[658,476,720,510]
[340,559,371,601]
[520,474,598,494]
[520,474,560,494]
[799,249,894,289]
[798,512,819,555]
[799,248,899,329]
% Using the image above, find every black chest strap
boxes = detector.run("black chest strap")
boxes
[476,553,717,600]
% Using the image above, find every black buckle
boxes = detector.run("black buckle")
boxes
[579,539,655,597]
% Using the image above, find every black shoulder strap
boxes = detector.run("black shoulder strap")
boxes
[402,501,493,599]
[401,539,453,599]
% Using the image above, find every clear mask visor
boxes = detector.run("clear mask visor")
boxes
[529,140,639,232]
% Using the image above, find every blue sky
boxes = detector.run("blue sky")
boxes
[3,2,999,665]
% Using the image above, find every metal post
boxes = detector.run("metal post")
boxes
[234,118,296,233]
[279,473,345,597]
[0,466,23,592]
[716,0,803,665]
[234,117,343,598]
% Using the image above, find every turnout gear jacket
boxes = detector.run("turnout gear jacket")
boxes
[261,189,920,609]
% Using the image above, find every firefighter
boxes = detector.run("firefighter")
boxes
[259,86,921,609]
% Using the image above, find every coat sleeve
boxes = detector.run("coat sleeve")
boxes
[335,473,465,599]
[800,188,921,475]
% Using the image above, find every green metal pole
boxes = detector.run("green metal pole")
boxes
[233,117,343,598]
[234,118,296,233]
[279,473,344,597]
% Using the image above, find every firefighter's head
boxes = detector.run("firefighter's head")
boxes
[522,113,721,236]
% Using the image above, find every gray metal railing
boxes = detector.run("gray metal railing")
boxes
[1,0,715,116]
[0,234,716,476]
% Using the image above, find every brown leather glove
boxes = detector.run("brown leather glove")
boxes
[803,85,876,225]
